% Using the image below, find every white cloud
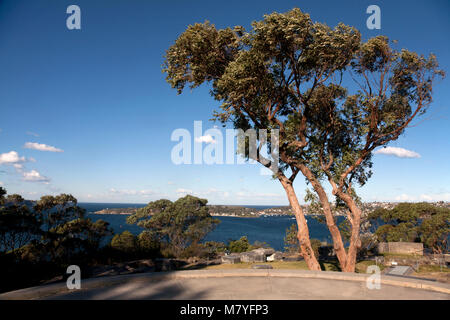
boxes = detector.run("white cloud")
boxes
[139,189,155,196]
[395,193,450,202]
[374,147,420,158]
[419,193,450,201]
[13,163,24,171]
[0,151,26,165]
[176,188,193,194]
[109,188,155,196]
[26,131,40,137]
[394,193,416,201]
[0,181,3,186]
[195,188,230,198]
[22,169,50,183]
[195,135,216,144]
[24,142,64,153]
[167,181,175,185]
[235,191,283,199]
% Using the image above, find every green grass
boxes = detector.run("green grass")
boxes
[204,261,309,270]
[204,260,360,272]
[413,265,450,273]
[203,259,389,273]
[355,260,386,273]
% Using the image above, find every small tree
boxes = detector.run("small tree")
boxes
[284,223,321,259]
[31,193,111,264]
[163,8,444,271]
[111,230,137,253]
[370,202,449,253]
[0,191,40,254]
[53,218,112,260]
[284,224,300,254]
[228,236,252,253]
[137,230,160,254]
[127,195,219,257]
[420,213,449,254]
[34,194,85,234]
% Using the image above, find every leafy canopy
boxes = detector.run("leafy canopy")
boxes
[369,202,449,253]
[164,8,444,198]
[127,195,219,255]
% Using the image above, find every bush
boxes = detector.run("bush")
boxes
[137,231,160,253]
[228,236,252,253]
[110,231,136,253]
[251,240,271,249]
[310,239,322,259]
[284,224,299,254]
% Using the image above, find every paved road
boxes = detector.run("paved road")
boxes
[1,270,449,300]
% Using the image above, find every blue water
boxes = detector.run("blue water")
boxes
[82,203,342,251]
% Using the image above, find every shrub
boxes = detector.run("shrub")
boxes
[110,231,136,253]
[310,239,322,259]
[137,230,160,253]
[228,236,252,253]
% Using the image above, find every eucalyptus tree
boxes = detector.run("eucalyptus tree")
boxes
[163,8,444,271]
[127,195,219,257]
[0,191,40,254]
[33,194,111,263]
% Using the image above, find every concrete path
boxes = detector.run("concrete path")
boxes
[1,269,449,300]
[385,266,414,276]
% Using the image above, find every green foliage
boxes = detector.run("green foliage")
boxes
[228,236,252,253]
[338,218,352,242]
[251,240,271,249]
[0,187,6,203]
[284,223,321,258]
[127,195,219,257]
[137,230,160,253]
[374,223,419,243]
[369,202,449,253]
[164,8,443,191]
[163,21,242,94]
[164,8,444,271]
[203,241,227,254]
[110,230,136,253]
[284,223,300,253]
[30,193,112,264]
[419,212,449,254]
[284,223,322,259]
[310,238,322,259]
[34,194,85,234]
[0,194,40,254]
[369,202,448,223]
[52,218,112,257]
[0,188,113,293]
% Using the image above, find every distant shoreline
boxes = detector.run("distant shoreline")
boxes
[90,201,450,218]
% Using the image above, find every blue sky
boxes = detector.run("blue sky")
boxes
[0,0,449,205]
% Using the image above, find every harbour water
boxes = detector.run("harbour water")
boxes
[82,203,343,251]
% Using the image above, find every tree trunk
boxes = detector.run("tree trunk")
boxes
[338,196,362,272]
[296,164,350,270]
[279,177,321,271]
